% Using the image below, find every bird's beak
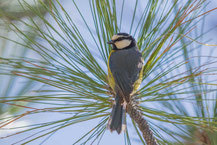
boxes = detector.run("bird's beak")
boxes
[107,40,114,44]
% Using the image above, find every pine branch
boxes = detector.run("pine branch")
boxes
[127,102,158,145]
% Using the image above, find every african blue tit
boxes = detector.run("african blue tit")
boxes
[107,33,144,134]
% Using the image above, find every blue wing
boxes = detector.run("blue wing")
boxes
[109,48,143,102]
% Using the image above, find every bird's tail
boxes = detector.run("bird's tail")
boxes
[107,94,126,134]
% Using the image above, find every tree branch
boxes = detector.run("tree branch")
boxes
[127,102,158,145]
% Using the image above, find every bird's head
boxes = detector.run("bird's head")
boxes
[107,33,136,50]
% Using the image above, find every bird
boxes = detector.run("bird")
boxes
[107,32,144,134]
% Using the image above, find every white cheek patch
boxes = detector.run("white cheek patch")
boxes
[115,39,131,49]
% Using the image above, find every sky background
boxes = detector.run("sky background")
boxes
[0,0,217,145]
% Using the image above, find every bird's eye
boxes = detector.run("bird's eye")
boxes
[115,37,124,42]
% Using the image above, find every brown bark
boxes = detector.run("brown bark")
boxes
[127,102,158,145]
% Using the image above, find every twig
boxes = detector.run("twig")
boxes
[127,102,158,145]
